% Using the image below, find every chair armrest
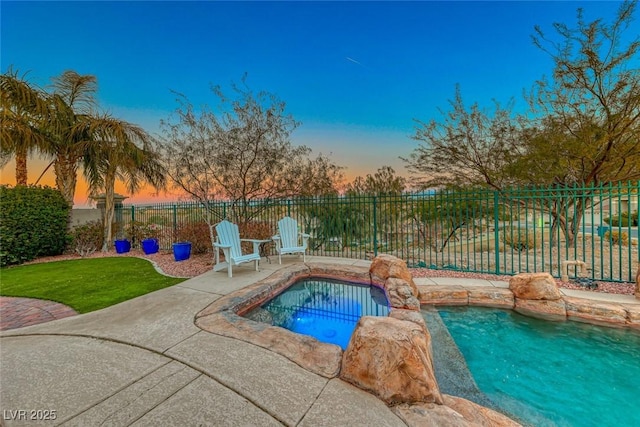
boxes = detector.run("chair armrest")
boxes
[272,235,281,241]
[300,233,310,249]
[241,239,271,255]
[213,242,232,249]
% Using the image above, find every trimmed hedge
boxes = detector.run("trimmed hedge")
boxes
[0,185,71,266]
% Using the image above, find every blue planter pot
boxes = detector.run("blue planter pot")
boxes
[141,238,159,255]
[173,242,191,262]
[114,239,131,254]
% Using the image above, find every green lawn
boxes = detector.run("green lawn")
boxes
[0,257,185,313]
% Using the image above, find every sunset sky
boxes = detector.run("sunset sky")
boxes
[0,1,624,206]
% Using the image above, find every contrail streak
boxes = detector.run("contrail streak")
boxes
[346,56,364,66]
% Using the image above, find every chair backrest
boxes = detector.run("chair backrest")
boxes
[278,216,299,248]
[215,220,242,258]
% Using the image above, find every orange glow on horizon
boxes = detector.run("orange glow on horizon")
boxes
[1,156,409,207]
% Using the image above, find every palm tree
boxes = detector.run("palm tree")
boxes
[0,69,49,185]
[81,117,165,251]
[44,71,100,206]
[3,69,166,249]
[44,71,165,213]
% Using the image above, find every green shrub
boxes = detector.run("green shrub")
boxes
[174,222,212,254]
[604,230,629,246]
[604,210,639,227]
[70,220,105,257]
[503,230,537,252]
[126,221,162,244]
[0,185,71,266]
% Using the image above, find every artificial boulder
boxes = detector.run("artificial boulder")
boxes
[509,272,562,300]
[340,316,443,405]
[389,308,428,329]
[386,277,421,310]
[510,272,566,321]
[370,254,418,297]
[393,397,523,426]
[635,267,639,300]
[441,395,522,426]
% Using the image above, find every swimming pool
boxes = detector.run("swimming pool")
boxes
[438,306,640,427]
[244,278,390,349]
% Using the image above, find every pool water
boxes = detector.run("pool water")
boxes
[439,307,640,427]
[245,278,389,349]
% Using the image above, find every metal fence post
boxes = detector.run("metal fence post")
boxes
[173,204,177,237]
[494,191,500,275]
[373,196,378,257]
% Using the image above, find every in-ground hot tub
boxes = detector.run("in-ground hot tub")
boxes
[195,263,377,378]
[244,277,390,349]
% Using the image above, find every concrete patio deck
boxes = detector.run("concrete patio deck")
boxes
[1,256,637,426]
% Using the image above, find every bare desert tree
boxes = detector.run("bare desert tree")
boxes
[526,0,640,186]
[344,165,406,195]
[521,0,640,244]
[156,80,342,249]
[403,85,522,191]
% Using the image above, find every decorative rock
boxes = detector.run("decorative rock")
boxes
[418,285,468,306]
[509,272,562,300]
[389,308,428,329]
[442,395,522,426]
[624,304,640,329]
[393,397,521,427]
[370,254,418,297]
[514,298,566,321]
[468,287,515,309]
[564,297,628,326]
[306,263,372,284]
[341,316,443,405]
[385,278,421,311]
[393,403,469,427]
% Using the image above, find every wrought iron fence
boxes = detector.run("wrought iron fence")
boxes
[115,182,639,283]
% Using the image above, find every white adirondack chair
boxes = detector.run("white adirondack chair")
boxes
[272,216,310,264]
[213,220,267,278]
